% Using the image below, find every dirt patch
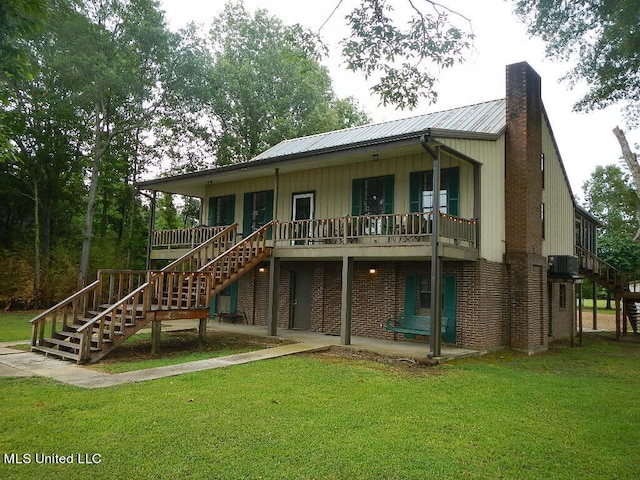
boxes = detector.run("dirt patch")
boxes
[93,328,294,366]
[303,345,445,377]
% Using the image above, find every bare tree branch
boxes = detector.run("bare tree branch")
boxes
[613,126,640,241]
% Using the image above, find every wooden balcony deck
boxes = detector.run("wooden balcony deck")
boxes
[151,213,478,261]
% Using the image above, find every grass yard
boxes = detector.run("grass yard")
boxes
[0,311,289,372]
[0,311,37,342]
[581,298,617,313]
[1,327,639,480]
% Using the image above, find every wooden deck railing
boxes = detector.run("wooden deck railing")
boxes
[162,224,238,272]
[152,226,226,250]
[75,270,211,362]
[30,270,149,351]
[200,222,273,294]
[273,212,478,248]
[575,246,628,289]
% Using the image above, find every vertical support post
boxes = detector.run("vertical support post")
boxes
[146,190,157,271]
[577,282,583,346]
[615,294,621,341]
[151,320,161,355]
[429,147,442,358]
[622,299,628,336]
[273,168,279,222]
[340,256,354,345]
[267,256,280,336]
[592,281,598,330]
[199,318,207,343]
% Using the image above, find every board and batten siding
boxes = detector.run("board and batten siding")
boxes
[275,150,474,222]
[202,136,510,263]
[440,136,506,263]
[204,149,479,230]
[541,118,575,257]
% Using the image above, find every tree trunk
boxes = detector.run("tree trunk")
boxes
[613,126,640,240]
[33,180,41,308]
[78,105,107,288]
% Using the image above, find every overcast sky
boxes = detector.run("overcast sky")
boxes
[159,0,638,203]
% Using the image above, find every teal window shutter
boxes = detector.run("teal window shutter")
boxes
[242,192,252,236]
[404,274,417,315]
[446,168,459,216]
[265,189,274,239]
[225,195,235,224]
[352,178,364,215]
[208,197,216,226]
[383,175,394,214]
[409,172,422,213]
[265,190,274,221]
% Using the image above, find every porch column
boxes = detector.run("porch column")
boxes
[199,317,208,343]
[267,256,280,336]
[430,144,442,357]
[615,294,621,341]
[340,256,354,345]
[592,281,598,330]
[145,190,157,271]
[273,168,279,221]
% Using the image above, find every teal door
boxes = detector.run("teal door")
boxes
[443,275,457,343]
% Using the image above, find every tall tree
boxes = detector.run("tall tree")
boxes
[582,165,640,308]
[41,0,178,287]
[512,0,640,239]
[206,1,369,166]
[340,0,474,109]
[0,0,48,158]
[512,0,640,118]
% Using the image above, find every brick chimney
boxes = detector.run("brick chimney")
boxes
[504,62,548,353]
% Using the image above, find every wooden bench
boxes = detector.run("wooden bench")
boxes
[385,314,449,338]
[216,311,247,324]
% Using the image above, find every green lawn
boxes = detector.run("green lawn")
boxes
[0,311,37,342]
[1,329,639,479]
[581,298,617,313]
[0,312,286,372]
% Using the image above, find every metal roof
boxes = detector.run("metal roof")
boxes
[254,98,506,162]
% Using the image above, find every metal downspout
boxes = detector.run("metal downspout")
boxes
[421,132,442,358]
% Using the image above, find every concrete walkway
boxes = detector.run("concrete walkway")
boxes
[0,321,478,388]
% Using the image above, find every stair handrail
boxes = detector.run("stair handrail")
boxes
[576,245,629,290]
[30,280,100,327]
[75,280,152,362]
[198,221,272,274]
[75,270,212,362]
[30,280,101,347]
[162,223,238,273]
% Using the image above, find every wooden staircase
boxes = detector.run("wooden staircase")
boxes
[30,223,273,364]
[576,245,640,335]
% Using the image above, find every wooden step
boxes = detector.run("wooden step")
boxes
[32,345,80,362]
[44,337,79,350]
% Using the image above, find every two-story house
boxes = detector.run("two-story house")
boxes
[139,61,584,355]
[32,62,608,364]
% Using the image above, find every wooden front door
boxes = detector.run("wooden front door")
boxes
[290,270,312,330]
